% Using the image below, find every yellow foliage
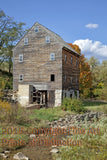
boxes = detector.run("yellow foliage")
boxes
[0,100,12,123]
[0,100,11,112]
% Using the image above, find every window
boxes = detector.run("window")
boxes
[65,74,67,82]
[71,57,73,64]
[46,36,50,43]
[19,74,23,82]
[19,54,23,62]
[76,59,78,66]
[51,74,55,81]
[50,53,55,61]
[24,38,28,45]
[35,26,39,32]
[76,75,78,83]
[65,54,67,61]
[71,76,72,84]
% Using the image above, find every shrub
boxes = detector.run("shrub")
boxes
[61,98,86,113]
[8,104,32,126]
[61,98,72,111]
[0,69,13,89]
[0,101,31,126]
[0,100,12,122]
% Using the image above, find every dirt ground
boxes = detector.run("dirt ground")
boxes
[3,134,66,160]
[9,145,54,160]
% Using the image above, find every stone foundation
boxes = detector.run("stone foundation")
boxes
[17,85,79,107]
[55,90,62,107]
[63,90,79,99]
[18,84,30,106]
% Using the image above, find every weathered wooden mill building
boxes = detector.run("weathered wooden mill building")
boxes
[13,22,80,107]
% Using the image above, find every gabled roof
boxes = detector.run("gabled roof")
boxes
[13,22,80,56]
[36,22,80,56]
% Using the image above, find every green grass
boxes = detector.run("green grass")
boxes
[82,100,107,107]
[0,99,107,157]
[0,107,67,152]
[29,107,67,122]
[82,100,107,113]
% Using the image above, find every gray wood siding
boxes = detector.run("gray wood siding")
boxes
[13,23,62,90]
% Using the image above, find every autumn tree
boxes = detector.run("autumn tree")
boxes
[68,43,92,98]
[79,55,92,97]
[68,43,81,55]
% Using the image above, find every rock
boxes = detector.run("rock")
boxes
[58,118,62,122]
[86,115,90,121]
[4,150,10,154]
[48,122,51,125]
[3,155,8,159]
[52,145,59,148]
[0,153,5,157]
[53,125,58,128]
[48,111,105,128]
[0,153,8,159]
[53,121,57,124]
[13,152,29,160]
[50,148,59,153]
[29,134,36,139]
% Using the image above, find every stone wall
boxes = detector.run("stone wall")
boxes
[17,84,31,106]
[55,90,62,107]
[48,111,106,128]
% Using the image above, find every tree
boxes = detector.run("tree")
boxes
[68,43,81,55]
[87,58,107,99]
[88,56,99,71]
[0,9,25,73]
[68,43,92,98]
[79,55,92,98]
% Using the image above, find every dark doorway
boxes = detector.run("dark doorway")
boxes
[32,87,47,106]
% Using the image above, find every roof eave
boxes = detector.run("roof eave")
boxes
[63,46,80,56]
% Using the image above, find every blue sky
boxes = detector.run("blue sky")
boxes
[1,0,107,62]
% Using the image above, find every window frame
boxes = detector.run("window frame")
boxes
[76,75,78,83]
[19,74,24,82]
[35,26,39,33]
[50,53,55,61]
[24,38,28,45]
[65,54,67,61]
[50,74,55,82]
[71,57,73,64]
[46,36,50,43]
[65,74,67,82]
[71,76,73,84]
[76,59,78,66]
[19,54,23,62]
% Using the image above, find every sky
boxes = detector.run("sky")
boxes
[0,0,107,62]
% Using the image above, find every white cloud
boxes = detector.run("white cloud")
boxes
[85,23,99,29]
[73,39,107,61]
